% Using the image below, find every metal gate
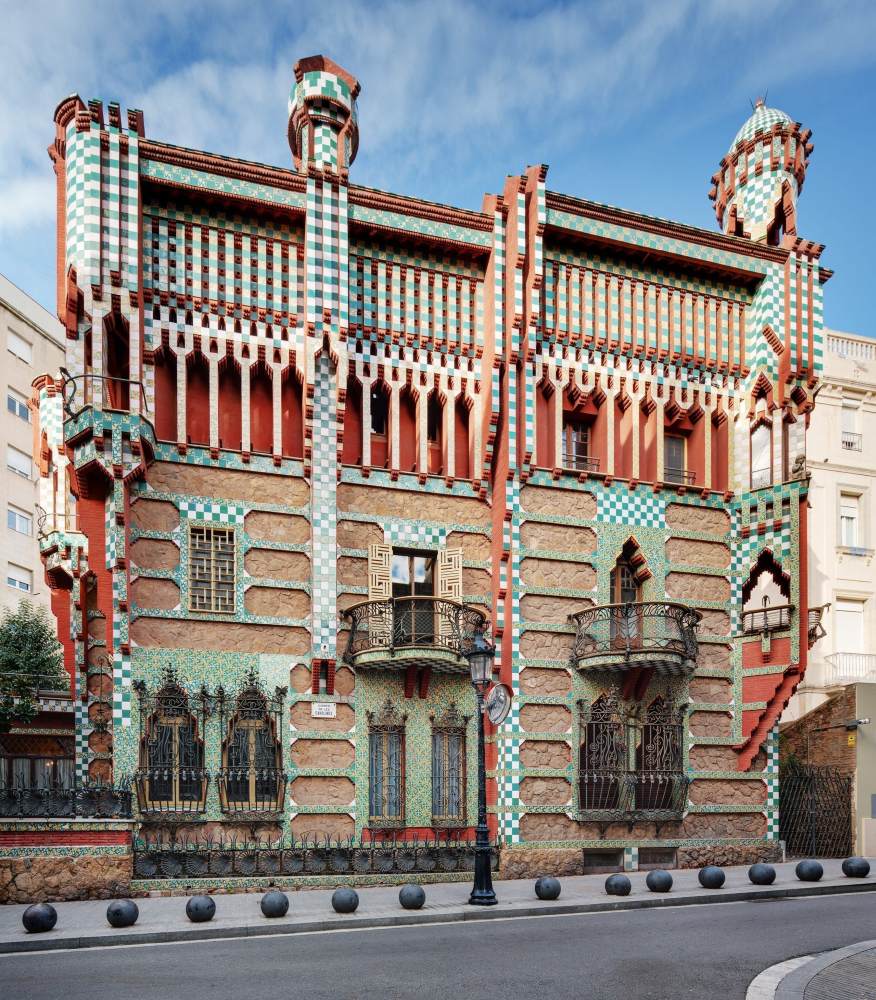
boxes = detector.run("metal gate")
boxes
[779,762,852,858]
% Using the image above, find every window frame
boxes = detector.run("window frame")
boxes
[6,388,30,423]
[7,330,32,364]
[6,445,31,480]
[188,523,236,614]
[431,718,467,827]
[368,724,405,827]
[7,504,32,536]
[6,563,32,593]
[664,434,687,485]
[750,422,772,490]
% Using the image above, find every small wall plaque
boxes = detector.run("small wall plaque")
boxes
[311,702,337,719]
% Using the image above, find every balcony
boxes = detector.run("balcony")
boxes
[742,604,792,635]
[579,770,690,824]
[568,602,701,676]
[134,768,209,821]
[562,452,600,474]
[664,466,695,486]
[217,768,287,819]
[826,652,876,686]
[842,431,863,452]
[342,597,487,674]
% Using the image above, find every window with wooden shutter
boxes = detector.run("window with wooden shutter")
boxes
[437,546,463,642]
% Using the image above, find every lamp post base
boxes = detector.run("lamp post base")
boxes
[468,886,498,906]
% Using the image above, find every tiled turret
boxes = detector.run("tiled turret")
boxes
[288,55,360,175]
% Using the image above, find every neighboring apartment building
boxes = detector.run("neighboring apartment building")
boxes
[16,61,829,897]
[0,274,65,614]
[785,329,876,720]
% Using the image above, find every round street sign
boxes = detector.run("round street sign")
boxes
[485,683,513,726]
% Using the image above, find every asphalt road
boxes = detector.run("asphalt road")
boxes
[3,892,876,1000]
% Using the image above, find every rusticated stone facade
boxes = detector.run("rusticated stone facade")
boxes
[15,58,826,898]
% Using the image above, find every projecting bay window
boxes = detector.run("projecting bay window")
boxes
[431,706,466,827]
[368,703,406,827]
[189,525,235,613]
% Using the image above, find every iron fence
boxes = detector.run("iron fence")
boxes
[132,833,499,880]
[779,762,852,858]
[0,781,132,818]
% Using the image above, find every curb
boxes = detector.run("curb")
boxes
[3,879,876,955]
[774,938,876,998]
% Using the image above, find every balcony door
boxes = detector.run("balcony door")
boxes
[610,552,641,648]
[392,551,436,644]
[664,434,686,485]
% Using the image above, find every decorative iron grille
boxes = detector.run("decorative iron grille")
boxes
[368,700,406,826]
[431,704,468,827]
[0,781,132,818]
[132,832,499,880]
[189,524,235,613]
[216,670,287,816]
[779,762,852,858]
[569,602,700,670]
[578,696,688,822]
[343,597,487,663]
[133,668,210,817]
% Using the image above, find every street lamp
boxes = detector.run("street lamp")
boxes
[466,627,498,906]
[805,717,870,856]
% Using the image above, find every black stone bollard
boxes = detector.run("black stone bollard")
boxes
[260,890,290,918]
[748,863,776,885]
[795,859,823,882]
[645,869,673,893]
[697,866,726,889]
[399,884,426,910]
[604,874,632,896]
[534,876,561,901]
[106,899,139,928]
[331,887,359,913]
[22,902,58,934]
[842,857,870,878]
[186,895,216,922]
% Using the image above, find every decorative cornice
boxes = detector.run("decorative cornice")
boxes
[348,184,492,233]
[140,140,307,195]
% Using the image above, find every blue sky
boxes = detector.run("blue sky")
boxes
[1,0,875,334]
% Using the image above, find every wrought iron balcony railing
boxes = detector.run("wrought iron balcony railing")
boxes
[217,768,287,816]
[842,431,863,452]
[742,604,792,635]
[342,597,488,673]
[808,604,829,647]
[562,452,600,474]
[35,505,80,539]
[60,368,149,419]
[134,768,209,819]
[664,466,695,486]
[568,602,700,675]
[579,770,689,822]
[0,781,132,819]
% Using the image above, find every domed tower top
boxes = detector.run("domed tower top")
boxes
[288,55,360,176]
[709,98,814,245]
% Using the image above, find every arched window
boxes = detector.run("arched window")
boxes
[370,381,390,469]
[249,362,273,454]
[281,368,304,459]
[454,396,471,480]
[218,357,242,451]
[134,670,207,814]
[427,392,443,475]
[153,347,177,441]
[742,550,791,633]
[367,700,406,827]
[103,313,130,410]
[186,352,210,446]
[219,676,285,813]
[431,704,466,827]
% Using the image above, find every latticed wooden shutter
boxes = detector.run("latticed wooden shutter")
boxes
[368,543,393,645]
[437,547,463,642]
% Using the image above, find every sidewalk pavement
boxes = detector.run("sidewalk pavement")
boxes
[1,858,874,954]
[748,938,876,999]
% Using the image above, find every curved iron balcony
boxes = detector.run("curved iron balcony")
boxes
[568,602,701,676]
[579,770,690,823]
[742,604,792,635]
[217,768,287,818]
[342,597,487,674]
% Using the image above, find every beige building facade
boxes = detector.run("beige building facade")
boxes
[786,328,876,721]
[0,273,65,614]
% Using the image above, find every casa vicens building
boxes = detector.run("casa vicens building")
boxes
[7,56,829,898]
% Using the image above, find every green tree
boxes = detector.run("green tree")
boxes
[0,600,67,735]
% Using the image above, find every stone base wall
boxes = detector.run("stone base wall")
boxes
[0,853,132,904]
[677,842,783,869]
[498,847,585,879]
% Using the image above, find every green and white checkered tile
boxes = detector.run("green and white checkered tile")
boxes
[597,485,666,528]
[179,499,245,524]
